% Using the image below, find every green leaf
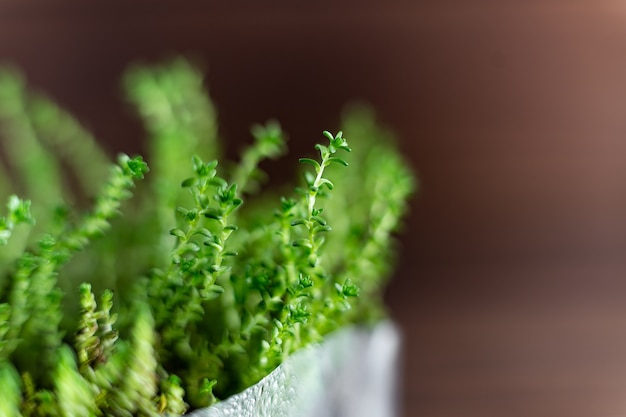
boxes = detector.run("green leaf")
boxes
[0,363,22,416]
[197,194,210,209]
[0,195,34,246]
[204,241,223,252]
[206,285,224,295]
[192,155,204,172]
[318,178,334,190]
[341,279,360,297]
[208,177,227,188]
[193,227,213,238]
[181,177,195,187]
[204,208,223,220]
[184,209,198,222]
[292,239,312,248]
[55,346,98,416]
[297,275,313,289]
[304,171,316,187]
[299,158,321,169]
[7,195,34,224]
[327,157,349,167]
[169,228,186,239]
[311,216,327,226]
[226,198,243,215]
[124,155,149,179]
[314,144,328,156]
[281,197,297,212]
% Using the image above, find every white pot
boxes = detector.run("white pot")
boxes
[187,321,401,417]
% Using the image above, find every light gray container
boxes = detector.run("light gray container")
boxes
[187,322,401,417]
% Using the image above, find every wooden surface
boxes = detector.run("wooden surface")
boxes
[2,2,626,416]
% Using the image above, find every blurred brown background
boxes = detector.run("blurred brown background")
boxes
[3,1,626,416]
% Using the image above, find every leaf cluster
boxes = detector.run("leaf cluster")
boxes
[0,59,416,416]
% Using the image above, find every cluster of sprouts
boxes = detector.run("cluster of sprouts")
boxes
[0,59,415,416]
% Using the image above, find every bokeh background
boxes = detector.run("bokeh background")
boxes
[3,1,626,416]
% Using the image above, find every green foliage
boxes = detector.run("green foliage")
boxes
[0,59,415,415]
[0,362,22,416]
[0,195,34,246]
[54,346,98,417]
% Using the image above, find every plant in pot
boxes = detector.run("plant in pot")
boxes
[0,58,415,416]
